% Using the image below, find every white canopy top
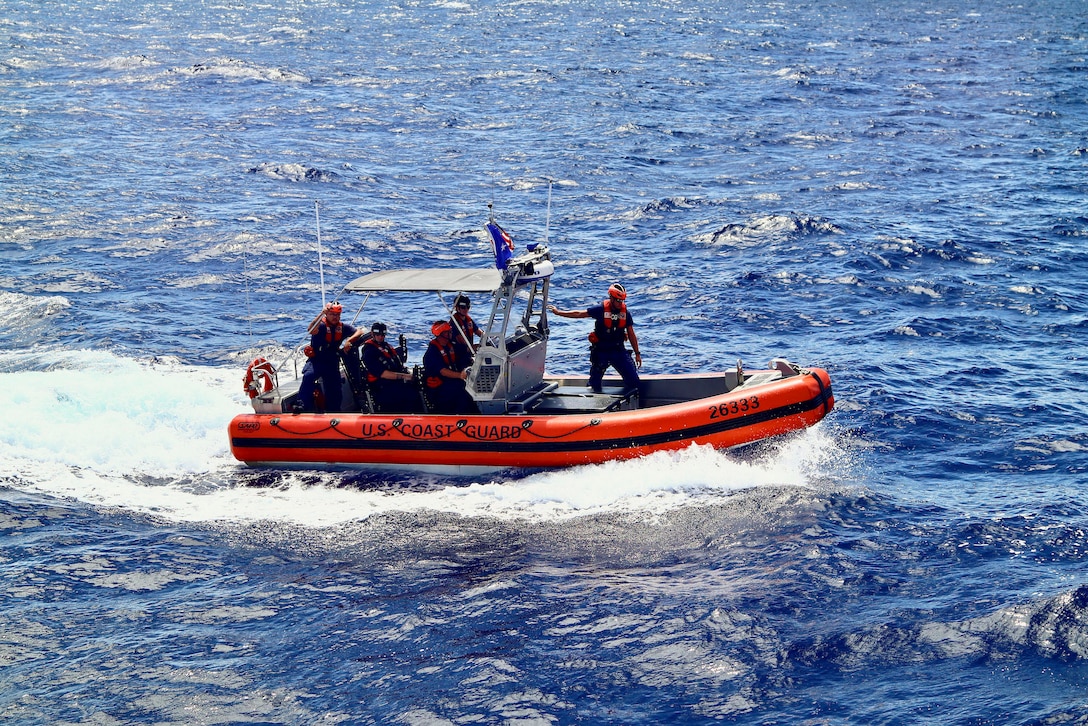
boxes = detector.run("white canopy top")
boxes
[342,268,503,294]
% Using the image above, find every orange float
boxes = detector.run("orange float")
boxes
[243,357,276,399]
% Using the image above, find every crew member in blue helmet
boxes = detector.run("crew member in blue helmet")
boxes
[548,283,642,395]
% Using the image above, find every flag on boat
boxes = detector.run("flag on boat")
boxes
[487,221,514,270]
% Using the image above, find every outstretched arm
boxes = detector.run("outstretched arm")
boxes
[547,304,589,319]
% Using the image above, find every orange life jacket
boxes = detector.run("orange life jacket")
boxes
[452,311,478,343]
[364,338,402,383]
[602,298,627,330]
[425,340,459,388]
[323,321,343,343]
[589,298,628,345]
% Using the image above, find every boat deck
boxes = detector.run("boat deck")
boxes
[513,384,638,414]
[256,376,641,416]
[257,369,756,417]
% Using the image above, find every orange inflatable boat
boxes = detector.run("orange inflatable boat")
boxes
[230,366,833,472]
[229,214,833,472]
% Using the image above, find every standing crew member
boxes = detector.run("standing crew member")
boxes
[361,321,421,413]
[449,293,483,361]
[298,302,365,412]
[423,321,478,414]
[548,282,642,394]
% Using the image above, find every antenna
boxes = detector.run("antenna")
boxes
[315,201,326,308]
[544,179,553,245]
[243,238,253,342]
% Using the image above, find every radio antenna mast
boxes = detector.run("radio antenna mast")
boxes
[315,201,327,309]
[544,179,553,245]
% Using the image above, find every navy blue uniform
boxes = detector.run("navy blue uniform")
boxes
[298,320,358,412]
[362,338,421,413]
[586,303,640,394]
[423,337,477,414]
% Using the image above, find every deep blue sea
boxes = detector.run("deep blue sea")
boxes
[3,0,1087,723]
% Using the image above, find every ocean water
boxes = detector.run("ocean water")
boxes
[2,0,1087,723]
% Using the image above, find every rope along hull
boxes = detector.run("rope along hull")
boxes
[229,369,834,470]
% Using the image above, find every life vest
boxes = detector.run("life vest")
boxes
[322,320,343,343]
[589,299,628,345]
[452,311,477,343]
[425,340,459,388]
[310,319,344,360]
[602,299,627,329]
[364,338,403,383]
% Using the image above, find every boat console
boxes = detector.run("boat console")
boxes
[465,243,555,414]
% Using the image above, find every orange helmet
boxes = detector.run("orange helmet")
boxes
[431,320,451,337]
[325,301,343,315]
[608,283,627,301]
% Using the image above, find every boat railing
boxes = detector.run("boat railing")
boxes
[735,371,782,389]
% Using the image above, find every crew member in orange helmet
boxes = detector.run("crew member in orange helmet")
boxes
[422,320,478,414]
[548,283,642,395]
[297,301,365,412]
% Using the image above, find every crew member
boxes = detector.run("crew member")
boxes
[548,282,642,394]
[361,321,421,413]
[449,294,484,361]
[297,302,365,412]
[423,320,478,414]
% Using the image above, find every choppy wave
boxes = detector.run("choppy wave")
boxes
[179,58,310,84]
[3,0,1088,722]
[0,292,71,349]
[700,214,843,248]
[247,162,344,183]
[791,585,1088,668]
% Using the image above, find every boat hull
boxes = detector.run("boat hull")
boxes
[228,368,833,471]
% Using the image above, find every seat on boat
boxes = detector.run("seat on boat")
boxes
[735,371,782,389]
[342,332,431,414]
[339,342,375,413]
[414,365,437,414]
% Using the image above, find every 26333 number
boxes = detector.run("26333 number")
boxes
[709,396,760,419]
